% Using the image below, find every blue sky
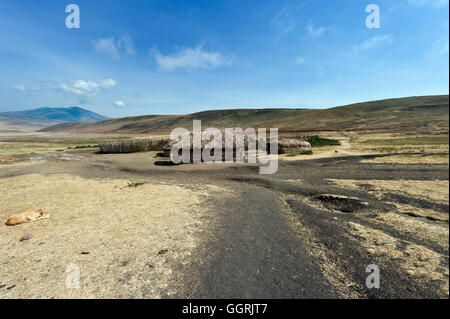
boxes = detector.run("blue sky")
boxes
[0,0,448,117]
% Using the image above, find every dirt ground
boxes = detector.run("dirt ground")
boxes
[0,174,228,298]
[0,129,448,299]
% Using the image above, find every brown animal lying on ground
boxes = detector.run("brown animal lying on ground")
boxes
[5,210,50,226]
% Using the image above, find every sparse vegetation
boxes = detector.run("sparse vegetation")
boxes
[0,142,71,156]
[361,136,449,146]
[67,144,98,150]
[127,182,146,188]
[306,136,341,147]
[361,153,449,164]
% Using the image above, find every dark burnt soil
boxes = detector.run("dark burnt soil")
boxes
[0,150,448,298]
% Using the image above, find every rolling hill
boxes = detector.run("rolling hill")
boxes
[40,95,449,134]
[0,116,58,132]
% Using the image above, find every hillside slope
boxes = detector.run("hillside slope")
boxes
[40,95,449,134]
[0,116,57,132]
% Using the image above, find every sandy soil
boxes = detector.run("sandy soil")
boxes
[0,174,225,298]
[327,179,449,204]
[361,154,449,164]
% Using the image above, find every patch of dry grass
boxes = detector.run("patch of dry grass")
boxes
[346,222,448,296]
[328,179,449,204]
[403,244,448,281]
[360,135,449,146]
[0,155,13,164]
[0,142,71,156]
[0,132,169,156]
[0,174,221,298]
[389,202,448,223]
[361,154,449,164]
[347,222,403,258]
[349,131,449,155]
[375,212,448,249]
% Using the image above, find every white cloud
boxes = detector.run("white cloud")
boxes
[60,79,117,99]
[11,84,26,92]
[354,34,393,54]
[408,0,448,7]
[60,80,99,96]
[93,36,135,59]
[114,100,126,108]
[11,84,40,94]
[152,45,233,72]
[306,20,326,38]
[99,78,117,89]
[94,38,119,59]
[294,56,306,64]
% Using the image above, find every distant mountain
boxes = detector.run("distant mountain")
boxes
[40,95,449,134]
[0,107,108,123]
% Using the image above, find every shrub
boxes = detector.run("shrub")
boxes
[127,182,146,188]
[306,136,341,147]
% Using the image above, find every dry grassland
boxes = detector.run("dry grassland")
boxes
[328,179,449,204]
[347,222,448,296]
[0,174,225,298]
